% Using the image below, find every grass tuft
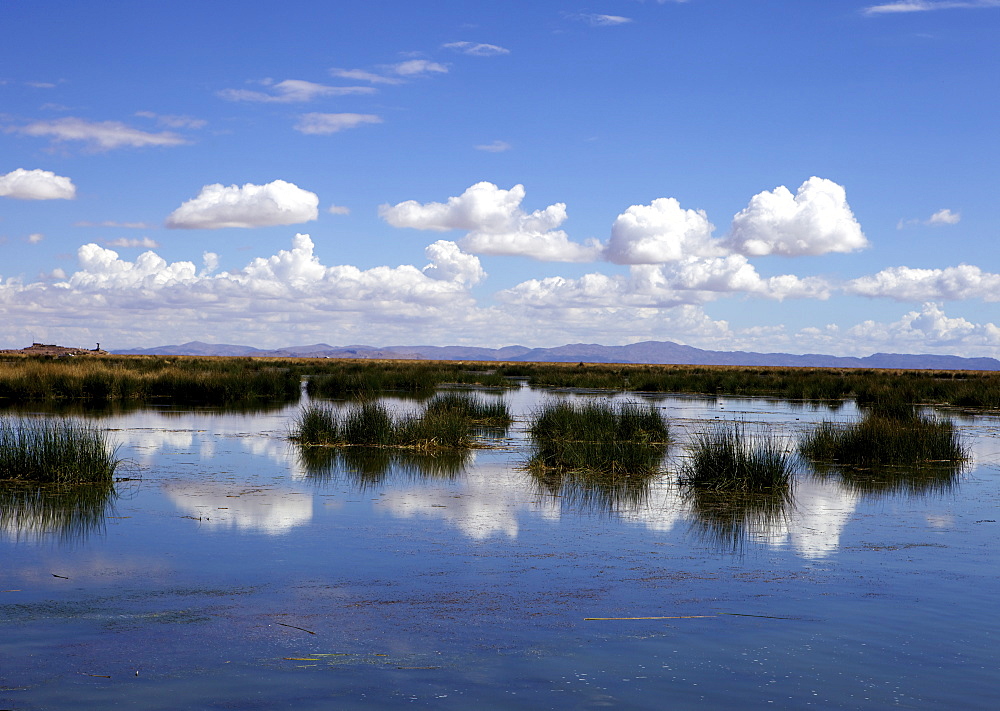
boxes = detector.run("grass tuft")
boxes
[527,400,669,476]
[679,422,794,491]
[0,418,122,484]
[291,400,484,450]
[424,392,512,427]
[799,413,967,467]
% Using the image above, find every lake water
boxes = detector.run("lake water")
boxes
[3,386,999,709]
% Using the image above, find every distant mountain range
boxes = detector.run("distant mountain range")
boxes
[112,340,1000,371]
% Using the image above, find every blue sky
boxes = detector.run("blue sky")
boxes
[2,0,999,355]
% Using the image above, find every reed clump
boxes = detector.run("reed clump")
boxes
[678,422,794,491]
[291,401,476,450]
[527,400,669,476]
[424,392,512,427]
[0,418,123,484]
[799,413,967,467]
[0,356,299,405]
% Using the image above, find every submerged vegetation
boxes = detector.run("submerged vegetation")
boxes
[0,418,123,484]
[679,422,795,491]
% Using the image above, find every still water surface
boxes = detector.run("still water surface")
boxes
[2,387,999,709]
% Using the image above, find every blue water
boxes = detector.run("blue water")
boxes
[2,390,999,709]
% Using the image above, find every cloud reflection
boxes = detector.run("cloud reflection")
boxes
[163,483,312,535]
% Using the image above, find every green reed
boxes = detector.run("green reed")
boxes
[500,361,1000,408]
[5,354,1000,409]
[292,401,476,450]
[0,356,299,404]
[679,422,794,491]
[0,418,123,484]
[527,400,669,476]
[799,414,967,467]
[423,391,512,427]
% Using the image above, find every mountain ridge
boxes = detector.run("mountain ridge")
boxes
[111,340,1000,371]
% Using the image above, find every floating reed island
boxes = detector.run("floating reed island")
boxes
[291,392,511,450]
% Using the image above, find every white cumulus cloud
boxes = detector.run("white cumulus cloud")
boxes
[848,302,1000,350]
[421,240,486,285]
[605,197,721,264]
[380,182,600,262]
[0,168,76,200]
[499,257,829,309]
[294,113,382,135]
[928,208,961,225]
[165,180,319,229]
[726,177,868,257]
[0,235,487,348]
[848,264,1000,302]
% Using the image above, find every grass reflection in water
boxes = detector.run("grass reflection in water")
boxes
[296,444,471,489]
[0,481,117,542]
[525,399,670,515]
[809,461,966,499]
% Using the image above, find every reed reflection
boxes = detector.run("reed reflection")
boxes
[0,482,116,542]
[295,444,471,489]
[808,461,967,499]
[529,464,664,516]
[682,485,794,553]
[525,399,669,516]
